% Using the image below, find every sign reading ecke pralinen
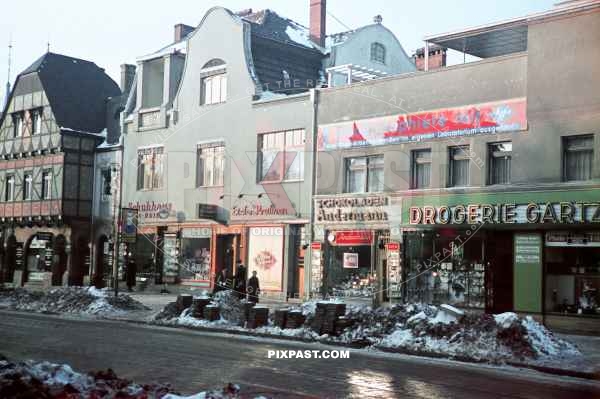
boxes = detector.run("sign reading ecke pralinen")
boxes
[409,202,600,225]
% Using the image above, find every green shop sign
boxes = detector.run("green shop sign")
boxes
[403,188,600,226]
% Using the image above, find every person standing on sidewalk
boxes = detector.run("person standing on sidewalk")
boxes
[234,260,246,300]
[247,270,260,303]
[126,257,137,292]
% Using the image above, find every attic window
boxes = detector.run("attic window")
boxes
[200,59,227,106]
[371,42,386,64]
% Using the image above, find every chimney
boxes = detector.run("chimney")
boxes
[120,64,136,95]
[310,0,326,47]
[174,23,194,42]
[412,45,447,71]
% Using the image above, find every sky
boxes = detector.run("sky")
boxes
[1,0,555,87]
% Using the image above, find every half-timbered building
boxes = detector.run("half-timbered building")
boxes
[0,52,121,288]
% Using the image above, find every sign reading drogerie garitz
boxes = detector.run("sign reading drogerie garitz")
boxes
[318,98,526,150]
[409,202,600,225]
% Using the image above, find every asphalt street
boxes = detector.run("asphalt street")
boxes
[0,311,599,398]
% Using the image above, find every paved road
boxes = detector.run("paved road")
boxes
[0,311,598,398]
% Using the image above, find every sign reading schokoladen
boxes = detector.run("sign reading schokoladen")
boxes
[409,202,600,225]
[314,195,401,224]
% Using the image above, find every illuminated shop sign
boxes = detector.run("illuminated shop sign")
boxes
[409,202,600,225]
[318,98,527,150]
[315,196,389,223]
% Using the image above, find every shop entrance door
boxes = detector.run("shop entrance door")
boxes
[486,232,514,313]
[215,234,239,276]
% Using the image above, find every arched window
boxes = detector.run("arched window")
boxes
[200,59,227,105]
[370,42,386,64]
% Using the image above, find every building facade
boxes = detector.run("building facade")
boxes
[0,53,121,288]
[121,3,415,298]
[313,1,600,333]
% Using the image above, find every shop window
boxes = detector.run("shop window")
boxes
[545,232,600,316]
[448,145,470,187]
[344,155,384,193]
[137,146,164,190]
[42,171,52,200]
[488,142,512,185]
[411,149,431,189]
[200,59,227,105]
[370,42,386,64]
[258,129,305,182]
[31,108,42,135]
[23,173,32,200]
[563,134,593,181]
[197,143,225,187]
[5,175,15,201]
[12,112,23,138]
[404,230,485,308]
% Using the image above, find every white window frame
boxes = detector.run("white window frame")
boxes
[137,146,165,190]
[5,175,15,202]
[197,143,225,187]
[201,73,227,105]
[42,171,52,200]
[13,113,23,138]
[258,129,306,183]
[31,109,42,135]
[23,173,33,200]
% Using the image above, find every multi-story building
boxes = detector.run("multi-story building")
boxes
[121,1,415,297]
[0,52,121,288]
[312,0,600,333]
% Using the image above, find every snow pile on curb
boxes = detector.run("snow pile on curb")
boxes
[0,287,148,316]
[0,358,246,398]
[153,299,582,366]
[377,309,581,363]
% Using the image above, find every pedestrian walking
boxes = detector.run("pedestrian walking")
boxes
[235,260,246,300]
[247,270,260,303]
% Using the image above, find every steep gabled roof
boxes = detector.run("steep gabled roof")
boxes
[16,52,121,134]
[242,9,324,52]
[240,10,325,96]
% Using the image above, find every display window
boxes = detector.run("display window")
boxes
[403,229,486,308]
[545,232,600,316]
[180,237,211,282]
[324,230,379,299]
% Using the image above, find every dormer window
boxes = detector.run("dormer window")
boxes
[200,59,227,105]
[371,42,386,64]
[12,112,23,138]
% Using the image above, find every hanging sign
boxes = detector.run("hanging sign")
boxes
[343,252,359,269]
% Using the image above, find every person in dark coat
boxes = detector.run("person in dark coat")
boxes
[234,260,247,300]
[247,270,260,303]
[126,258,137,292]
[214,268,230,293]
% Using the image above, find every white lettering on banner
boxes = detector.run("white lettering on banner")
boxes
[315,196,391,223]
[409,202,600,225]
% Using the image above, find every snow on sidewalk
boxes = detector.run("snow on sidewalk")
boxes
[0,358,245,398]
[0,287,148,316]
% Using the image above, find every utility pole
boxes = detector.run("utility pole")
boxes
[111,145,124,297]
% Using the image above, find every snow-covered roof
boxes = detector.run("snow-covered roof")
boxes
[137,40,187,62]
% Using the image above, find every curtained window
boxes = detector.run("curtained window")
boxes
[563,135,593,181]
[449,146,470,187]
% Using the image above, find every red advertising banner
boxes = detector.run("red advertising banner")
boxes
[330,230,373,246]
[318,98,527,150]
